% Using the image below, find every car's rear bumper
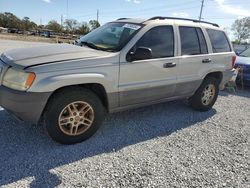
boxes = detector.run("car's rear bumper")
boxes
[0,86,51,124]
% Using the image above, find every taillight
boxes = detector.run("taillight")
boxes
[232,55,237,68]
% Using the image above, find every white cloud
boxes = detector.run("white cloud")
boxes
[126,0,141,4]
[42,0,51,3]
[215,0,250,17]
[172,12,189,18]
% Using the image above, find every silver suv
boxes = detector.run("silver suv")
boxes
[0,17,235,144]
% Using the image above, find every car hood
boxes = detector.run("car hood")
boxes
[236,56,250,66]
[0,44,112,69]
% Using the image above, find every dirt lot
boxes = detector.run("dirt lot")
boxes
[0,33,74,44]
[0,40,249,188]
[0,39,49,53]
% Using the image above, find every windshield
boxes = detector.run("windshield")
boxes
[239,48,250,57]
[80,22,142,52]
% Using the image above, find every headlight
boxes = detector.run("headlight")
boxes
[3,68,36,91]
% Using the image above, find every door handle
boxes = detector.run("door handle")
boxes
[163,62,176,68]
[202,59,212,63]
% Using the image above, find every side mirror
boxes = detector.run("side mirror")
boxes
[127,47,152,62]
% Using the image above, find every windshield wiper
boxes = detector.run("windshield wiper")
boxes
[81,41,101,50]
[81,41,116,52]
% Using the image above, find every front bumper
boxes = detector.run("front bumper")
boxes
[0,86,51,124]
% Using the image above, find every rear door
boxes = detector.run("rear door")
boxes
[206,28,234,71]
[176,26,211,96]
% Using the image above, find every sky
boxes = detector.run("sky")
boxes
[1,0,250,39]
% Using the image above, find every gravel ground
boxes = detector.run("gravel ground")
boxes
[0,40,249,187]
[0,90,249,188]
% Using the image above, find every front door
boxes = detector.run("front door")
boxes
[119,25,178,106]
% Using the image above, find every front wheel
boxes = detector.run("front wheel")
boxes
[44,87,105,144]
[189,77,219,112]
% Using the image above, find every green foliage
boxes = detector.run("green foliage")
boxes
[77,22,90,35]
[46,20,63,33]
[0,12,97,35]
[63,19,94,35]
[0,12,37,30]
[232,40,241,45]
[0,12,22,29]
[232,17,250,43]
[64,19,78,33]
[89,20,100,31]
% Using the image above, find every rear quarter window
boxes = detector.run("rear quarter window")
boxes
[206,29,231,53]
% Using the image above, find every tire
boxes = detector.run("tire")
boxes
[189,77,219,112]
[44,87,105,144]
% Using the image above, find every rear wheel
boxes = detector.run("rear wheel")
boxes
[189,77,219,111]
[44,87,105,144]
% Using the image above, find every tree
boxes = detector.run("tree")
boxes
[0,11,99,34]
[89,20,100,31]
[77,22,90,35]
[0,12,22,29]
[37,25,45,29]
[64,19,78,33]
[29,21,38,30]
[21,17,37,30]
[232,17,250,43]
[22,17,30,30]
[46,20,63,33]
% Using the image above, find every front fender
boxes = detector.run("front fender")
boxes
[28,73,116,93]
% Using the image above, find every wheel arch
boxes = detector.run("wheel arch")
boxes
[204,71,223,84]
[40,83,110,124]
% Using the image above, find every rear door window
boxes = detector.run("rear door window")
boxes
[179,26,208,55]
[206,29,231,53]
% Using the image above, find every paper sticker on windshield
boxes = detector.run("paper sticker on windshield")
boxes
[123,24,141,30]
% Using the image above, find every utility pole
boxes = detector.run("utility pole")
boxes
[199,0,205,21]
[97,9,99,22]
[66,0,69,19]
[61,15,63,27]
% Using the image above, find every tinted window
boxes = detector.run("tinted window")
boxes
[135,26,174,58]
[207,29,231,53]
[197,29,208,54]
[180,26,208,55]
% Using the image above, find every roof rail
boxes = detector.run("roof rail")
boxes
[146,16,219,27]
[117,18,130,20]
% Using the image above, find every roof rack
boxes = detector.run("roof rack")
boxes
[117,18,130,20]
[146,16,219,27]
